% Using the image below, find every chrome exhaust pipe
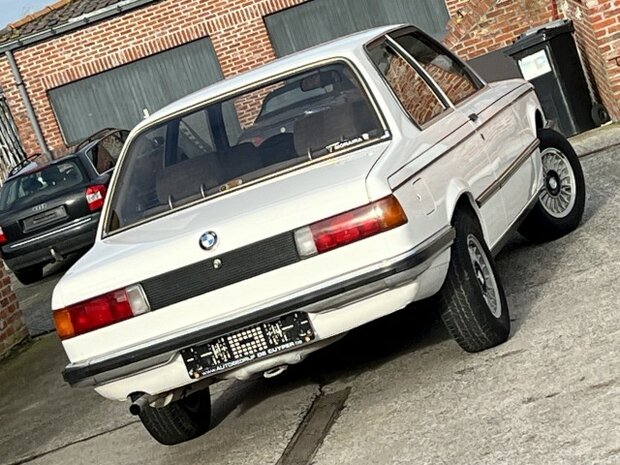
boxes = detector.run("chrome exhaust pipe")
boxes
[128,394,156,416]
[263,365,288,379]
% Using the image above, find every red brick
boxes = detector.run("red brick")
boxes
[0,264,25,357]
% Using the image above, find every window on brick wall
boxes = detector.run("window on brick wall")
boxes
[368,43,447,127]
[393,32,482,105]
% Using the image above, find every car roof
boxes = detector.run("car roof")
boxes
[4,152,81,182]
[4,127,126,181]
[138,25,401,130]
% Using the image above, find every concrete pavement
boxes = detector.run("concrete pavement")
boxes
[0,125,618,465]
[10,257,78,337]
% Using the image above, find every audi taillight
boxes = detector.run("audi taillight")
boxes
[294,195,408,258]
[0,226,7,245]
[53,285,149,340]
[86,184,107,212]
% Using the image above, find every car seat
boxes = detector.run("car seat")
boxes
[258,133,297,166]
[42,165,64,186]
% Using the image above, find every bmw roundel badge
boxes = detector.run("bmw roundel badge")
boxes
[199,231,218,251]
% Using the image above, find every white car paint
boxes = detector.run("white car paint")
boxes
[53,24,545,402]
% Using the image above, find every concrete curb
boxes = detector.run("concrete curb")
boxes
[569,122,620,157]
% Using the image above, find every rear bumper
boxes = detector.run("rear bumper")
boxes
[2,214,100,271]
[63,226,455,389]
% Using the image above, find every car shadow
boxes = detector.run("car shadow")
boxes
[210,298,450,427]
[212,179,604,425]
[42,253,82,280]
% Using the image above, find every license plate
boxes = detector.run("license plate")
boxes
[23,206,67,232]
[181,312,314,379]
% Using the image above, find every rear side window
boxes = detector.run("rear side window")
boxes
[393,33,481,105]
[0,160,85,211]
[369,43,446,126]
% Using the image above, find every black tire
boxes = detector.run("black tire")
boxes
[439,208,510,353]
[138,387,212,446]
[591,103,610,126]
[519,128,586,243]
[13,266,43,285]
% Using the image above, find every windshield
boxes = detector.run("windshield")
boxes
[106,62,384,233]
[0,160,85,211]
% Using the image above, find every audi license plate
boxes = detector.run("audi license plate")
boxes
[181,312,314,379]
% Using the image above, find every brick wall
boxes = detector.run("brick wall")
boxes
[0,60,40,156]
[0,268,27,357]
[0,0,618,159]
[442,0,620,120]
[559,0,620,120]
[0,0,307,156]
[443,0,557,59]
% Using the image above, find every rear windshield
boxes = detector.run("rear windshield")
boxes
[0,160,85,211]
[106,62,385,233]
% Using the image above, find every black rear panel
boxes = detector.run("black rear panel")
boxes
[0,158,94,243]
[142,232,300,310]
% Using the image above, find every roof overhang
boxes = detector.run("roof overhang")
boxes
[0,0,160,55]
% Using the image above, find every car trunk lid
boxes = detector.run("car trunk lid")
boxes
[0,158,94,244]
[58,141,391,306]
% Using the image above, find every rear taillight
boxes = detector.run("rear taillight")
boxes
[294,195,407,258]
[53,285,149,340]
[0,226,7,245]
[85,184,107,212]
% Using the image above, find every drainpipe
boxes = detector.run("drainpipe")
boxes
[4,50,49,155]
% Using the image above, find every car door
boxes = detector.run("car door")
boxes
[388,28,539,241]
[466,86,540,236]
[384,28,508,245]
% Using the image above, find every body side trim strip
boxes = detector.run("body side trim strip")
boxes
[477,139,541,207]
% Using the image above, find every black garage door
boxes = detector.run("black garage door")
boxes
[265,0,450,57]
[49,37,223,145]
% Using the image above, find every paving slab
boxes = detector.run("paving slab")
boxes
[0,336,132,465]
[312,140,620,465]
[570,122,620,157]
[11,257,79,337]
[0,334,319,465]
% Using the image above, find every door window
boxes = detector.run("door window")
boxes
[368,42,446,126]
[393,32,481,105]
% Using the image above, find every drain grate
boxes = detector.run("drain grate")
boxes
[276,387,351,465]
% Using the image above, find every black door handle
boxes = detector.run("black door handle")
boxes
[469,113,479,122]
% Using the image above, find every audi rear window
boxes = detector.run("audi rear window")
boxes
[106,62,385,233]
[0,160,85,211]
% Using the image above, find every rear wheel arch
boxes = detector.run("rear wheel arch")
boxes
[445,186,490,246]
[534,109,545,130]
